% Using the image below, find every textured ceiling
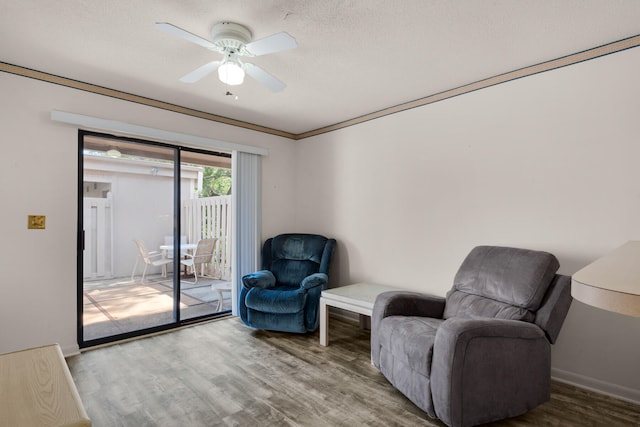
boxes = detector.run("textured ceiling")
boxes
[1,1,640,136]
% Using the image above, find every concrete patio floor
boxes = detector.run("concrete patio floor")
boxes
[83,274,232,341]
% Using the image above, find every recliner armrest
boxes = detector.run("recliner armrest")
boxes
[242,270,276,289]
[435,317,545,348]
[371,291,445,367]
[300,273,328,290]
[431,318,549,427]
[373,291,446,320]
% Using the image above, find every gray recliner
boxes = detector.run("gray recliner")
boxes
[371,246,573,427]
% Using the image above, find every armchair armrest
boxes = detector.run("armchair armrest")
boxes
[147,251,165,259]
[373,291,446,321]
[300,273,328,290]
[431,318,550,427]
[242,270,276,289]
[371,291,445,367]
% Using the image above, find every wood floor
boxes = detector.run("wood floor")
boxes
[66,316,640,427]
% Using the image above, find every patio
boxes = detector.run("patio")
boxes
[83,275,232,341]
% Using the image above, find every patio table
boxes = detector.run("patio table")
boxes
[159,243,198,253]
[160,243,198,275]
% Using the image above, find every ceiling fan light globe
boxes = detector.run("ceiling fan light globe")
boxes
[106,148,122,158]
[218,62,245,85]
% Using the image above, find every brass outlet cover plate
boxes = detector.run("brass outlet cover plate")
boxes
[28,215,46,229]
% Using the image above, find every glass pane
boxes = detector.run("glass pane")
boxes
[179,151,233,320]
[82,136,177,341]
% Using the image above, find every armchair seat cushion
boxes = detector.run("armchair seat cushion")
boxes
[378,316,443,377]
[245,287,306,314]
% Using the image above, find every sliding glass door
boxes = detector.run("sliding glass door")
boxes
[79,131,232,347]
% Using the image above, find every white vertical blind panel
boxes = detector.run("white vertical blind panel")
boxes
[231,151,261,316]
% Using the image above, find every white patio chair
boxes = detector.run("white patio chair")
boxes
[131,239,173,283]
[180,238,217,283]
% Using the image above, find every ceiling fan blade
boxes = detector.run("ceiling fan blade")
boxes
[245,32,297,56]
[244,62,286,92]
[155,22,221,52]
[179,61,222,83]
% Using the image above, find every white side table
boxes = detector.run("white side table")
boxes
[319,283,401,346]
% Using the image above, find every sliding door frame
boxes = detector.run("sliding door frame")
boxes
[77,130,231,349]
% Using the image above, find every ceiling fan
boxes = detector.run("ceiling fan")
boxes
[156,21,297,92]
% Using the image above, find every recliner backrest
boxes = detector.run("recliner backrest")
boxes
[444,246,560,322]
[262,234,334,287]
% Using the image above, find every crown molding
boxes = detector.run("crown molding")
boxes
[295,34,640,139]
[2,33,639,141]
[0,61,295,139]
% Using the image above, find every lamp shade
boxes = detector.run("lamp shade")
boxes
[218,61,245,86]
[572,241,640,317]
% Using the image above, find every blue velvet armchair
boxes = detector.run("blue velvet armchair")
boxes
[239,234,336,333]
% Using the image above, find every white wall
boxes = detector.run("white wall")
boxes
[0,73,297,356]
[294,47,640,402]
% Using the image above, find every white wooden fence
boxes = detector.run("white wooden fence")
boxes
[83,194,231,281]
[83,194,113,279]
[184,195,232,280]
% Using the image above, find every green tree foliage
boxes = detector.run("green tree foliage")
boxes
[201,167,232,197]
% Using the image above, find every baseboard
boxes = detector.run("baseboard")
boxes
[551,367,640,405]
[61,343,81,357]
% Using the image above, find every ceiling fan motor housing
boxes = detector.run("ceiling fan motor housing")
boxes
[211,22,252,53]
